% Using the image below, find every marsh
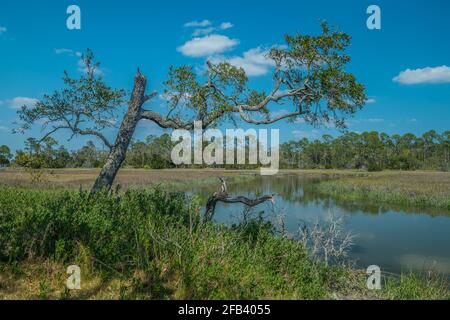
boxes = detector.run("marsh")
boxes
[192,174,450,277]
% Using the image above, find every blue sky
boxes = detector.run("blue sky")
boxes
[1,0,450,151]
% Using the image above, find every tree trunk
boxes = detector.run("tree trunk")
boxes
[91,72,147,193]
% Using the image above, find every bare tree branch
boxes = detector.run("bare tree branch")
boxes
[204,178,275,221]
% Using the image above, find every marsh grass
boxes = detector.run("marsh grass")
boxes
[381,272,449,300]
[0,168,257,189]
[0,183,448,300]
[311,171,450,210]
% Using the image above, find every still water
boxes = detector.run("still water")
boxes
[193,175,450,276]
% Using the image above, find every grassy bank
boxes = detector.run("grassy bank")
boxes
[0,186,448,300]
[308,171,450,211]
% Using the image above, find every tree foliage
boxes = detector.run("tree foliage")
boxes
[17,49,125,150]
[153,22,366,129]
[17,23,365,143]
[8,130,450,171]
[280,130,450,171]
[0,145,12,167]
[14,23,367,190]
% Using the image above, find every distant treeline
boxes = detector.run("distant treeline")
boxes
[281,130,450,171]
[1,130,449,171]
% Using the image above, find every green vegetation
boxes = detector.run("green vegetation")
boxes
[0,186,448,300]
[382,273,449,300]
[0,145,12,167]
[280,130,450,171]
[310,171,450,210]
[4,130,450,173]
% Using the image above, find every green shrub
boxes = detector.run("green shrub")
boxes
[0,186,344,299]
[0,187,198,267]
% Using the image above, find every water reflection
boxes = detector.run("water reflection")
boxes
[190,175,450,276]
[193,175,450,216]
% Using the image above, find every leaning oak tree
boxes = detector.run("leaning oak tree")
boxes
[17,22,366,194]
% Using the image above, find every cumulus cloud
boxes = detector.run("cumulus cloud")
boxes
[189,21,234,37]
[0,26,7,34]
[2,97,39,109]
[177,34,239,57]
[222,47,275,76]
[184,20,211,28]
[184,20,233,30]
[219,22,233,30]
[178,21,275,77]
[192,27,215,37]
[366,98,376,104]
[393,65,450,84]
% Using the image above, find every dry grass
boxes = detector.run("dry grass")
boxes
[0,168,257,189]
[0,260,154,300]
[1,168,448,194]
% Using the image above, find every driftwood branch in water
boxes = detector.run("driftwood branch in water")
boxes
[204,178,275,221]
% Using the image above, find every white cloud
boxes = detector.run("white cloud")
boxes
[3,97,39,109]
[187,21,234,37]
[55,48,82,57]
[77,58,103,76]
[55,48,73,55]
[219,22,233,30]
[366,98,376,104]
[0,26,7,34]
[177,34,239,58]
[0,125,10,132]
[184,20,211,28]
[192,27,215,37]
[409,118,418,123]
[223,47,275,76]
[393,65,450,84]
[56,49,90,74]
